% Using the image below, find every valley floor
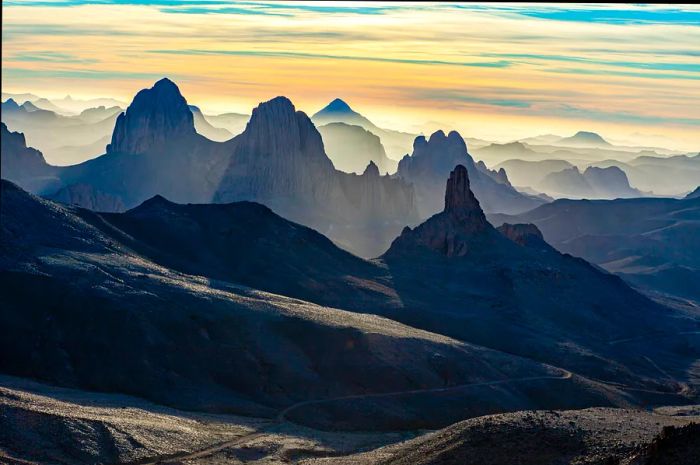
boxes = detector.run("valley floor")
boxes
[1,375,698,465]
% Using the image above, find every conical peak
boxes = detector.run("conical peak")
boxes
[325,98,353,112]
[444,164,483,219]
[363,160,380,177]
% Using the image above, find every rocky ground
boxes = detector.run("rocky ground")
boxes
[306,407,700,465]
[2,375,698,465]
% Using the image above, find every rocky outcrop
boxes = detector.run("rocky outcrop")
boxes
[385,165,495,258]
[497,223,548,249]
[397,130,543,218]
[107,78,195,154]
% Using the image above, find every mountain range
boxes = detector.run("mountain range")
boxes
[2,78,559,257]
[3,163,697,424]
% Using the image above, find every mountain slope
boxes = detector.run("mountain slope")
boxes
[1,180,610,429]
[379,166,699,393]
[489,196,700,303]
[311,98,417,160]
[317,122,398,174]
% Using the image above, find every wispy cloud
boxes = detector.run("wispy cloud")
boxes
[2,2,699,149]
[148,48,512,68]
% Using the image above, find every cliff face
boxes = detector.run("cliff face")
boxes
[107,78,195,154]
[385,165,495,258]
[214,97,417,257]
[397,131,542,218]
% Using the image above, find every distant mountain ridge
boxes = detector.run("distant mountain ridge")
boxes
[540,165,641,199]
[2,79,418,258]
[311,98,417,160]
[396,130,544,218]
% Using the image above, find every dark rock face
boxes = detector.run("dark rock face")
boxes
[107,78,195,154]
[397,130,542,218]
[215,96,336,203]
[497,223,547,249]
[215,96,418,257]
[386,165,494,257]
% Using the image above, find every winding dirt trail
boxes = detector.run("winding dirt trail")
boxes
[125,370,573,465]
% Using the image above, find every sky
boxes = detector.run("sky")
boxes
[2,1,700,150]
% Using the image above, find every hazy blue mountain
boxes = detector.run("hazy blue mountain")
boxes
[557,131,611,148]
[1,101,121,165]
[3,79,418,258]
[686,186,700,199]
[396,130,544,218]
[317,122,398,174]
[188,105,234,141]
[0,123,59,193]
[540,165,641,199]
[494,158,574,188]
[312,98,417,160]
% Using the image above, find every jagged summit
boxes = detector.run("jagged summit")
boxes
[107,77,195,154]
[445,164,481,217]
[363,160,380,177]
[384,164,492,258]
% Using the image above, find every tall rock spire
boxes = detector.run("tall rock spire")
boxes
[383,164,493,258]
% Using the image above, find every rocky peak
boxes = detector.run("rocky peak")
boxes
[363,160,380,177]
[383,164,492,258]
[2,98,20,111]
[445,164,481,217]
[107,78,195,154]
[324,98,353,113]
[240,96,328,163]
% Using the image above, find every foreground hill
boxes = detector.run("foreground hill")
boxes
[489,196,700,304]
[2,179,615,430]
[376,166,699,395]
[312,407,700,465]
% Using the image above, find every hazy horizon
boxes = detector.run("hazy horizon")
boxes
[2,2,700,152]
